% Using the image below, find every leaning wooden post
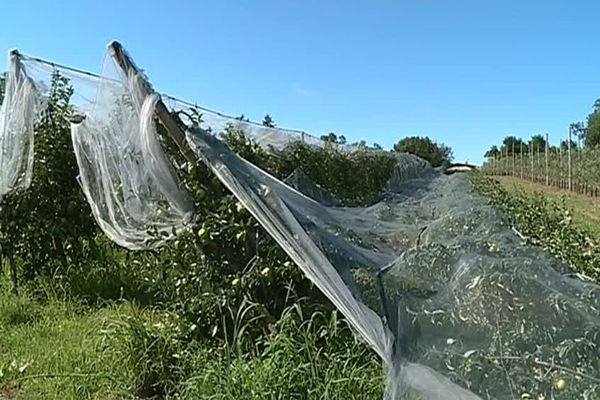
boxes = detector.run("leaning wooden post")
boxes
[107,41,196,166]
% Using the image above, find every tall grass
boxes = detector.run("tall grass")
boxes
[0,287,383,399]
[174,303,384,400]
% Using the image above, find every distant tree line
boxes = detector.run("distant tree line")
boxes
[485,98,600,158]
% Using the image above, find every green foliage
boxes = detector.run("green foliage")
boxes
[560,138,577,151]
[393,136,453,167]
[277,141,397,205]
[118,309,186,398]
[174,305,384,400]
[0,287,42,328]
[501,136,528,155]
[482,146,600,193]
[484,145,500,158]
[529,134,547,152]
[585,99,600,147]
[320,132,347,145]
[0,73,394,398]
[472,174,600,281]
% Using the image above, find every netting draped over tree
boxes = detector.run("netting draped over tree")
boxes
[0,50,195,249]
[0,51,40,198]
[70,50,195,249]
[0,42,599,399]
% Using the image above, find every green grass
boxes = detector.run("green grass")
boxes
[174,306,384,400]
[0,289,136,399]
[0,288,384,400]
[493,175,600,235]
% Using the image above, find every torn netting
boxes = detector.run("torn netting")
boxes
[181,112,599,398]
[185,128,489,400]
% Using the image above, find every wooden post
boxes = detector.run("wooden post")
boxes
[535,143,540,182]
[558,145,562,188]
[545,133,549,186]
[568,127,572,192]
[511,141,515,176]
[530,140,533,181]
[107,41,196,165]
[520,141,523,179]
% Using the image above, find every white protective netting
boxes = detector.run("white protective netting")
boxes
[1,42,599,399]
[0,51,40,197]
[161,95,362,153]
[0,50,195,249]
[70,49,195,249]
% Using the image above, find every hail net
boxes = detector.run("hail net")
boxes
[1,45,599,399]
[0,52,195,249]
[0,52,40,197]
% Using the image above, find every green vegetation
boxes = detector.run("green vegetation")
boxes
[0,288,383,399]
[493,176,600,236]
[393,136,453,167]
[585,99,600,147]
[481,98,600,193]
[0,72,394,398]
[472,174,600,282]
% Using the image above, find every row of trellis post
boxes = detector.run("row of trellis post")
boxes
[484,127,600,197]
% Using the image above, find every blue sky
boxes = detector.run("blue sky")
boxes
[1,1,599,164]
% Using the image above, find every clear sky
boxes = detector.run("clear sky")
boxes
[1,1,599,164]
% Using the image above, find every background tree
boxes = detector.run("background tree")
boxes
[393,136,453,167]
[484,145,500,158]
[570,122,586,146]
[560,139,577,151]
[500,136,528,155]
[262,114,275,128]
[585,99,600,147]
[529,134,547,153]
[320,132,346,145]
